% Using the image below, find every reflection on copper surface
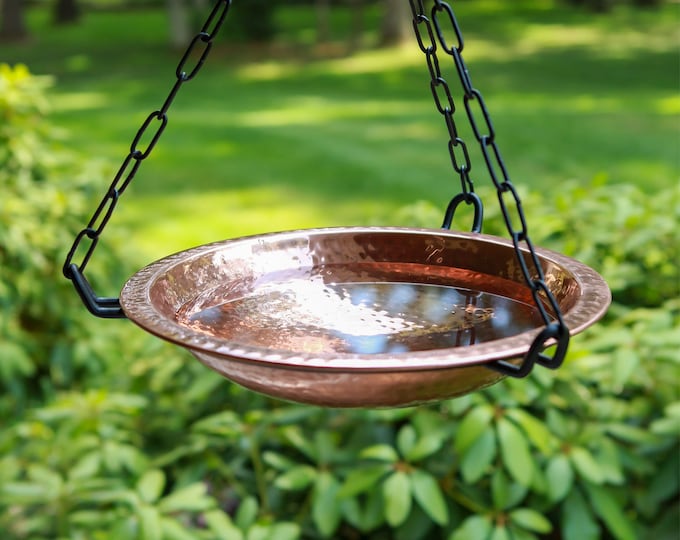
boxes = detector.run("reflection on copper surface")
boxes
[120,227,611,407]
[178,279,544,355]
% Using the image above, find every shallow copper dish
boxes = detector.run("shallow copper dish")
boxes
[120,227,610,407]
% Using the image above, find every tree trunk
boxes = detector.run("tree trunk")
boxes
[347,0,364,52]
[167,0,190,50]
[0,0,28,42]
[53,0,81,25]
[316,0,330,44]
[379,0,410,47]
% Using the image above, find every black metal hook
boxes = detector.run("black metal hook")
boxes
[488,322,569,378]
[66,263,126,319]
[442,192,483,233]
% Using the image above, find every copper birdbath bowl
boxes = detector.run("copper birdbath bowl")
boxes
[120,227,610,407]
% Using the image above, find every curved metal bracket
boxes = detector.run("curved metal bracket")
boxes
[66,263,126,319]
[488,322,569,378]
[442,192,484,233]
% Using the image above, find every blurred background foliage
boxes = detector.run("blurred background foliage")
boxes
[1,1,678,539]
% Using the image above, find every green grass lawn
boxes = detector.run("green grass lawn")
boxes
[2,2,678,263]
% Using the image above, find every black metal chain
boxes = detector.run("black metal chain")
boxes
[409,0,483,233]
[409,0,570,377]
[64,0,568,377]
[63,0,232,318]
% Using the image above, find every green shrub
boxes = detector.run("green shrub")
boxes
[1,64,678,539]
[0,63,106,409]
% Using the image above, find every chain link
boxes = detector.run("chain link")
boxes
[64,0,569,376]
[409,0,569,377]
[410,0,481,231]
[63,0,232,318]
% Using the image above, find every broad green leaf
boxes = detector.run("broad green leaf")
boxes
[449,515,492,540]
[410,409,452,456]
[204,509,244,540]
[0,481,53,503]
[454,404,494,454]
[491,469,511,510]
[612,348,639,389]
[161,516,200,540]
[137,469,165,504]
[262,451,296,472]
[645,503,680,540]
[585,483,636,540]
[461,429,496,483]
[546,454,573,503]
[192,411,241,436]
[406,430,448,462]
[77,486,137,506]
[411,469,448,526]
[314,430,338,465]
[268,405,319,426]
[397,424,417,459]
[268,523,301,540]
[0,342,34,378]
[490,469,527,510]
[69,451,101,481]
[117,444,148,476]
[281,425,318,461]
[235,496,259,530]
[490,525,511,540]
[107,392,149,411]
[274,465,317,491]
[527,467,546,500]
[506,409,556,454]
[605,423,659,445]
[546,409,571,439]
[596,438,624,485]
[650,416,680,435]
[411,408,449,434]
[570,446,604,484]
[497,418,534,486]
[0,457,19,484]
[508,525,539,540]
[340,497,362,530]
[562,490,600,540]
[395,508,435,540]
[444,394,475,416]
[338,464,391,498]
[361,444,399,463]
[343,486,386,533]
[509,508,552,534]
[27,465,63,492]
[246,521,300,540]
[582,327,633,350]
[666,402,680,417]
[246,523,270,540]
[159,482,215,513]
[383,471,412,527]
[647,452,680,508]
[102,441,136,475]
[69,510,113,526]
[312,471,341,537]
[138,504,162,540]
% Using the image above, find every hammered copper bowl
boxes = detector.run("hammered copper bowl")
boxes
[119,227,610,408]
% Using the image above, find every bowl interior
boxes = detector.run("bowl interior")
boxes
[120,227,610,371]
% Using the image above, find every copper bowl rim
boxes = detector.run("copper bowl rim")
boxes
[120,227,611,372]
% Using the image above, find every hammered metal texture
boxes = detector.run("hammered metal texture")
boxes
[120,227,611,407]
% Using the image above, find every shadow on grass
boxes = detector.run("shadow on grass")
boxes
[4,3,676,229]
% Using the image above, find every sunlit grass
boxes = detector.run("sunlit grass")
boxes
[51,91,108,111]
[2,2,677,264]
[119,186,396,263]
